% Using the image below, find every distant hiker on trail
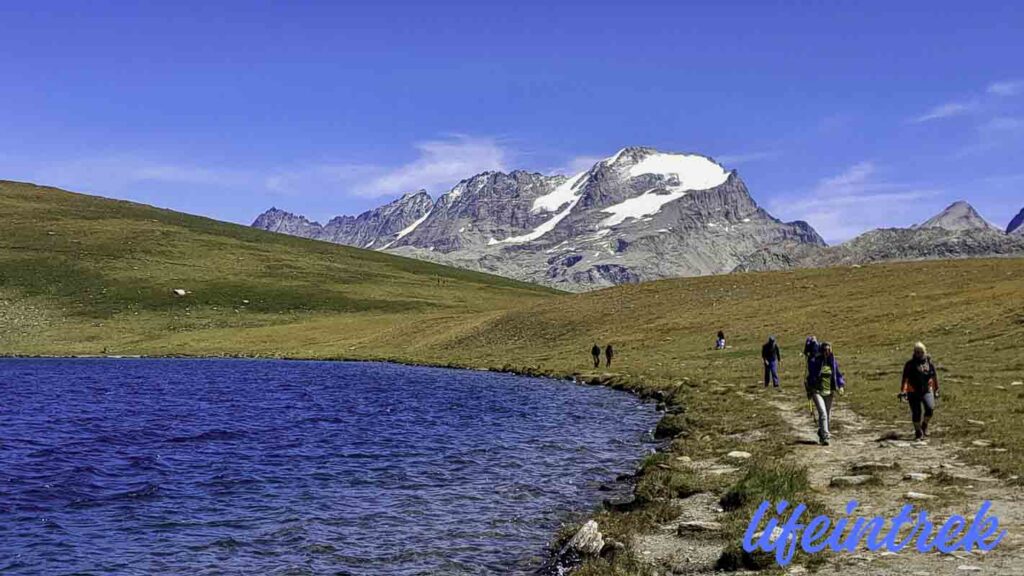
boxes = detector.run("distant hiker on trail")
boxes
[806,342,845,445]
[899,342,939,441]
[716,331,726,350]
[605,344,614,368]
[761,336,781,388]
[591,344,601,368]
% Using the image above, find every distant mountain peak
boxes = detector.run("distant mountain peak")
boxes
[398,189,431,201]
[915,201,999,232]
[1007,207,1024,235]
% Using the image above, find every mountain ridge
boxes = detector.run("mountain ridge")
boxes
[253,147,825,290]
[736,200,1024,272]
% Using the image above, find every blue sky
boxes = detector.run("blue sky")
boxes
[1,1,1021,243]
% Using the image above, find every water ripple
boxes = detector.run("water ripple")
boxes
[0,358,658,575]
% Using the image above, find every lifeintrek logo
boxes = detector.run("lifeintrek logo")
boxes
[744,499,1005,566]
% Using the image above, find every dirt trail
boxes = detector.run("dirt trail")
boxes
[766,387,1024,575]
[632,386,1024,575]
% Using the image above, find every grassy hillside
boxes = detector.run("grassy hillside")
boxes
[0,180,557,352]
[4,181,1024,572]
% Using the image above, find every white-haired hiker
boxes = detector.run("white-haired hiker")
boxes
[899,342,939,441]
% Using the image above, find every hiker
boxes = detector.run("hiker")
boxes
[899,342,939,440]
[591,344,601,368]
[716,331,726,350]
[605,344,614,368]
[803,336,819,367]
[803,335,819,383]
[761,336,781,388]
[806,342,846,445]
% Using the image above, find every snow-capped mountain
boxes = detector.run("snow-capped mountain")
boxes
[253,146,826,290]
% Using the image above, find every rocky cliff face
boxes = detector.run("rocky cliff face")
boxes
[253,147,827,290]
[252,192,434,249]
[1008,207,1024,235]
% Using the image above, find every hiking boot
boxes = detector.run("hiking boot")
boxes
[921,421,930,437]
[822,437,830,446]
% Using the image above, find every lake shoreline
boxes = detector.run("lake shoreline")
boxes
[0,352,680,574]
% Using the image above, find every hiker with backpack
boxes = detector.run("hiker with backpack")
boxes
[805,341,846,445]
[604,344,614,368]
[590,344,601,368]
[803,335,819,389]
[716,331,726,350]
[761,336,782,388]
[899,342,939,441]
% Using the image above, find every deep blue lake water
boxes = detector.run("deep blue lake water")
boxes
[0,359,659,575]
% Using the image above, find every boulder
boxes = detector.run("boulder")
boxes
[726,451,752,460]
[171,288,187,297]
[677,521,723,534]
[830,475,875,487]
[904,491,937,501]
[851,461,897,474]
[563,520,604,557]
[903,472,930,482]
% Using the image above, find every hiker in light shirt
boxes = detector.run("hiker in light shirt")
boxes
[806,342,846,446]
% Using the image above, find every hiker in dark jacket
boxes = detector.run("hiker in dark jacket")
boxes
[761,336,781,388]
[716,331,726,350]
[591,344,601,368]
[806,342,845,445]
[803,336,819,366]
[803,335,820,386]
[604,344,614,368]
[899,342,939,440]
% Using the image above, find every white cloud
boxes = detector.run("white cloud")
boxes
[353,135,510,197]
[910,101,975,123]
[987,80,1024,97]
[768,162,940,243]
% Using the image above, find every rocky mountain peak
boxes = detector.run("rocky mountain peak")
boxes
[916,201,999,232]
[251,207,322,235]
[252,145,827,290]
[1007,207,1024,235]
[398,189,431,202]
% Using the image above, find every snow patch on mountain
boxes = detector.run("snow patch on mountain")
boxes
[531,172,587,214]
[382,209,432,249]
[396,210,431,240]
[627,153,729,190]
[600,189,688,227]
[492,193,582,245]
